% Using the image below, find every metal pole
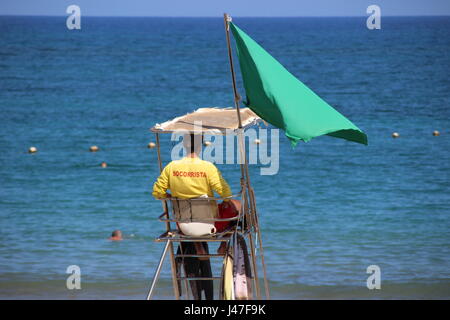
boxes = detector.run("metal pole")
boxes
[223,13,270,300]
[155,133,169,216]
[155,133,180,300]
[223,13,247,194]
[224,13,262,298]
[242,186,261,298]
[146,241,170,300]
[249,187,270,299]
[223,13,243,128]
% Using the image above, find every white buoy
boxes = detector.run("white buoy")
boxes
[147,142,156,149]
[28,146,37,153]
[89,145,99,152]
[204,141,212,147]
[433,130,440,136]
[392,132,400,138]
[254,139,261,145]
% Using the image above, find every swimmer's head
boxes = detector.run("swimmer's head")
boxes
[111,230,122,238]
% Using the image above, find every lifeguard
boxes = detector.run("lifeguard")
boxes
[152,133,232,255]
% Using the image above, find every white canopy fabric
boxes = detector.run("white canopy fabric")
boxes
[151,107,261,134]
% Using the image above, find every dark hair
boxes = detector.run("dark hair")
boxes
[190,134,195,154]
[190,134,204,154]
[111,230,121,237]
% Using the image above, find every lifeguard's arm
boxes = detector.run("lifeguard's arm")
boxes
[207,165,232,199]
[152,164,171,199]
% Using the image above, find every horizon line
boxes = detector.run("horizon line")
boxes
[1,14,449,18]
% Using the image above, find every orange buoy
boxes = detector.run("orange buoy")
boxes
[100,162,107,168]
[147,142,156,149]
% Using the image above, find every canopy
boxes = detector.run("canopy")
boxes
[151,107,261,135]
[230,22,368,146]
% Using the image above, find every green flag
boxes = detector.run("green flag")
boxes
[230,22,368,146]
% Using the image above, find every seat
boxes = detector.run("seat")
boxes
[171,198,218,237]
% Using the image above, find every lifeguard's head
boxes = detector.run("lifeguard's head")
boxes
[183,133,203,156]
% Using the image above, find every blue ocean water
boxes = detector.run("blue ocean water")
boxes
[0,16,449,299]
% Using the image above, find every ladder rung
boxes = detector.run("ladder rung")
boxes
[155,230,235,242]
[177,277,222,281]
[155,238,230,242]
[177,276,255,281]
[175,253,225,258]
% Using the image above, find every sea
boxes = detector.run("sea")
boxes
[0,16,449,299]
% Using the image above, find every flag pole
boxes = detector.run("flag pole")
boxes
[223,13,246,188]
[223,13,261,299]
[223,13,270,300]
[223,13,243,128]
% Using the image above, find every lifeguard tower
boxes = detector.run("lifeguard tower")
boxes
[146,107,270,300]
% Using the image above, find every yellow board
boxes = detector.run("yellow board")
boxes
[223,255,234,300]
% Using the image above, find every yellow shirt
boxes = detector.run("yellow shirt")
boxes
[152,157,232,199]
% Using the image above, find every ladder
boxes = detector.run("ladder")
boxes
[146,193,267,300]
